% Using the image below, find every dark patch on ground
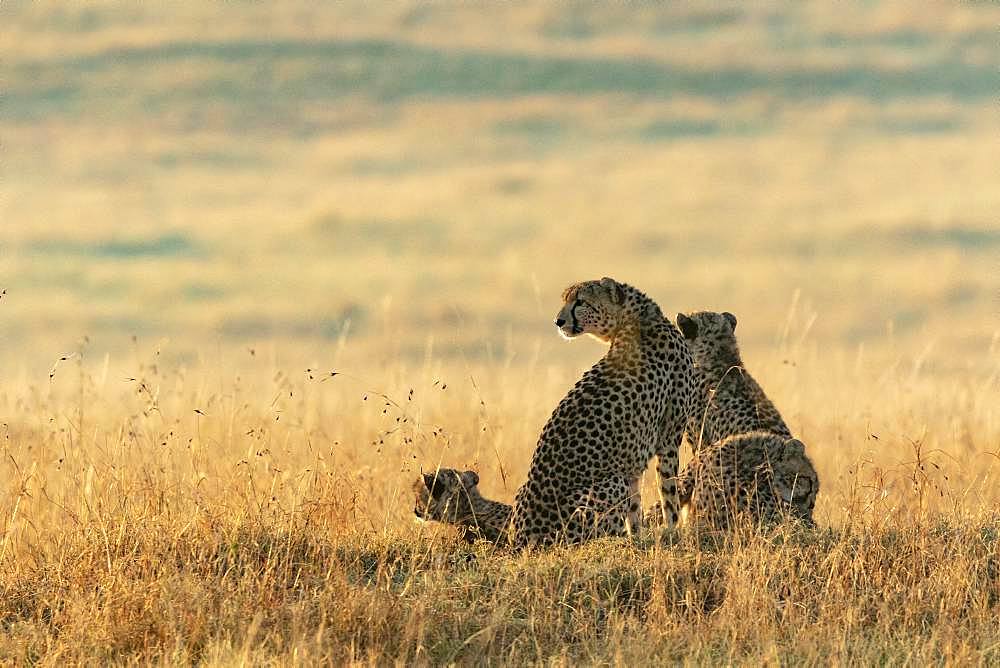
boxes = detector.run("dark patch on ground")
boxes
[8,38,998,124]
[27,233,201,259]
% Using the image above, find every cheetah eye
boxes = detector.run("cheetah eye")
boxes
[789,478,813,500]
[424,473,448,499]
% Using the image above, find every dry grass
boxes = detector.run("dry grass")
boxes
[3,2,1000,664]
[2,346,998,664]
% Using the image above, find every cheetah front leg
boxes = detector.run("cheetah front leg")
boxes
[626,476,642,539]
[655,419,686,529]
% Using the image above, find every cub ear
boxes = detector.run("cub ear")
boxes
[676,313,698,340]
[783,438,806,458]
[600,277,625,304]
[722,312,737,331]
[462,470,480,487]
[423,472,444,498]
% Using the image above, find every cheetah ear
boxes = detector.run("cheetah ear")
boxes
[676,313,698,340]
[600,277,625,304]
[423,472,444,497]
[783,438,806,458]
[461,470,480,487]
[722,312,737,331]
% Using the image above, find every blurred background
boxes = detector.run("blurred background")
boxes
[3,2,998,376]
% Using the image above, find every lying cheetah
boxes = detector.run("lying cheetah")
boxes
[414,469,511,544]
[670,431,818,529]
[675,310,792,451]
[500,278,693,547]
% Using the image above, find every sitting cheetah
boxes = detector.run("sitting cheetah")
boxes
[675,310,792,451]
[668,431,818,529]
[504,277,694,547]
[414,469,511,544]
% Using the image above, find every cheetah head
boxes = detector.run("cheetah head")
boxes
[771,438,818,520]
[676,310,741,367]
[414,468,483,524]
[554,277,630,343]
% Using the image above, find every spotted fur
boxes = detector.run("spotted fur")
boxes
[414,469,512,544]
[503,277,695,547]
[417,436,818,541]
[668,431,818,529]
[676,310,792,451]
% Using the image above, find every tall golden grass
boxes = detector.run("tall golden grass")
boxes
[2,336,998,663]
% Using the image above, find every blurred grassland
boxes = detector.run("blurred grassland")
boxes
[2,2,1000,664]
[3,1,999,370]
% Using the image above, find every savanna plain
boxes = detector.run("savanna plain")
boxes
[2,3,1000,664]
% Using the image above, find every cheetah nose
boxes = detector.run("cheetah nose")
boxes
[555,318,566,327]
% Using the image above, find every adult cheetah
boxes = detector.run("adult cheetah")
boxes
[503,278,693,547]
[671,431,818,529]
[675,310,792,451]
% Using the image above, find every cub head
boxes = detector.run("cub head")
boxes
[771,438,818,521]
[675,310,740,367]
[554,277,631,343]
[414,468,483,523]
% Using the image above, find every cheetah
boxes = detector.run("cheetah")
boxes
[413,469,512,544]
[505,277,694,547]
[675,310,792,451]
[671,431,818,529]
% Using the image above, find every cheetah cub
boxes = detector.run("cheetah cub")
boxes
[414,469,512,544]
[673,431,818,529]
